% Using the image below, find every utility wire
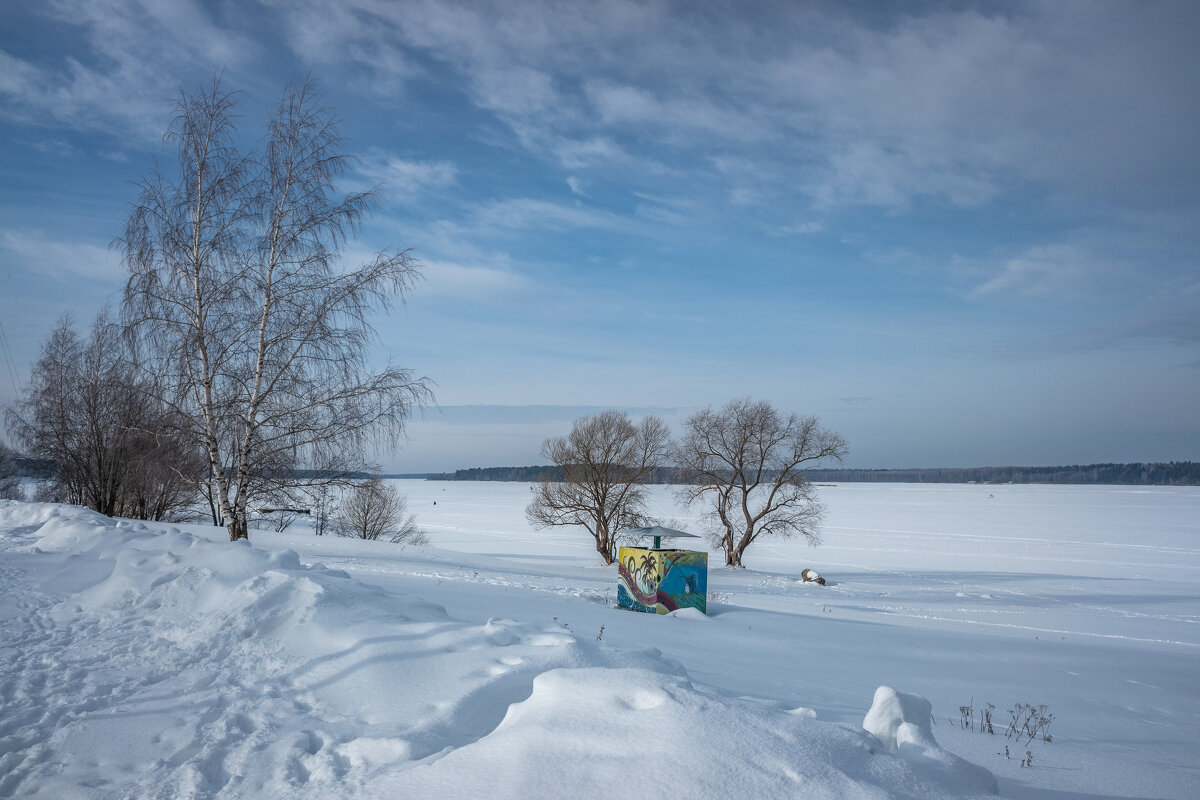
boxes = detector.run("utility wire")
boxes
[0,318,23,396]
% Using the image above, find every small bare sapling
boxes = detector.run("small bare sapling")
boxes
[955,700,1054,764]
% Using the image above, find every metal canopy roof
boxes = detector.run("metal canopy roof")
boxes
[619,525,702,540]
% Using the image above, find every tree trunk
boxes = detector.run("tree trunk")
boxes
[726,529,752,567]
[205,486,220,527]
[595,530,615,564]
[227,513,248,542]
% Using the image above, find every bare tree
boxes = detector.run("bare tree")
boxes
[4,312,202,520]
[307,481,336,536]
[0,442,23,500]
[674,398,847,567]
[121,76,431,541]
[7,316,87,507]
[526,411,671,565]
[121,419,207,521]
[336,476,425,544]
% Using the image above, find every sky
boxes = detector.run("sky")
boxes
[1,0,1198,473]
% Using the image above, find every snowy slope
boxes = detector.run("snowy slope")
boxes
[3,481,1199,799]
[1,499,995,799]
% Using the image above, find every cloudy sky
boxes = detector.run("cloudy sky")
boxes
[1,0,1197,472]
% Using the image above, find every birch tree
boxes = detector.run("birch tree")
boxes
[674,398,847,566]
[121,77,430,541]
[526,411,671,564]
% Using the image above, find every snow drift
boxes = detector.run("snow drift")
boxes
[0,500,996,798]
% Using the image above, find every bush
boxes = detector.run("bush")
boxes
[335,477,427,545]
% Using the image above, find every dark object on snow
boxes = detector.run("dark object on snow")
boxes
[801,568,826,585]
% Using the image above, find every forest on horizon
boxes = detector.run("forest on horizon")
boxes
[425,462,1200,486]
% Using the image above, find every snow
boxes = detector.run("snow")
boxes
[2,482,1199,799]
[863,686,997,796]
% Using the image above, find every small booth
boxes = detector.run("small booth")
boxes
[616,526,708,615]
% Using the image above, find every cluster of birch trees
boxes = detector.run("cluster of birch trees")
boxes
[5,78,429,541]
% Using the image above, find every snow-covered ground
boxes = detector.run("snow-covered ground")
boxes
[2,482,1197,799]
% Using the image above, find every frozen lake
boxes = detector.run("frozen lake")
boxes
[349,481,1200,798]
[2,482,1197,799]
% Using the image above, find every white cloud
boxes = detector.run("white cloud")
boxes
[630,191,698,226]
[356,153,457,200]
[9,1,1199,213]
[552,137,624,169]
[808,142,998,211]
[971,244,1099,298]
[1,231,122,283]
[634,204,686,226]
[471,198,623,233]
[0,1,253,139]
[469,65,560,118]
[780,220,824,235]
[418,259,527,297]
[550,135,672,176]
[0,50,42,100]
[585,81,767,142]
[773,4,1199,207]
[728,187,765,207]
[267,1,419,94]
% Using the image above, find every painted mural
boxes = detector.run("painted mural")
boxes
[617,546,708,615]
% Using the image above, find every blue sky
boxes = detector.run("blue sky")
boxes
[1,0,1198,473]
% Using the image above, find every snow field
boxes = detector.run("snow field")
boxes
[2,497,999,799]
[2,481,1198,799]
[291,481,1200,799]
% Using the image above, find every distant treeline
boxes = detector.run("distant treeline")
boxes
[13,457,1193,485]
[428,461,1200,486]
[426,465,559,482]
[426,465,682,483]
[802,462,1199,485]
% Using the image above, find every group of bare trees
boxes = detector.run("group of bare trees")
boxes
[5,313,201,519]
[0,442,23,500]
[526,400,848,567]
[3,76,428,540]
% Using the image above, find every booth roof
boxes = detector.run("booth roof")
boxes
[619,525,702,540]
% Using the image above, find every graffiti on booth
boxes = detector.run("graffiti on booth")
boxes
[617,546,707,615]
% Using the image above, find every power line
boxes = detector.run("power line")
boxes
[0,318,23,396]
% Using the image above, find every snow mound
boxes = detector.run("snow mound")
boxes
[864,685,936,752]
[397,667,996,798]
[0,501,997,798]
[864,686,998,795]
